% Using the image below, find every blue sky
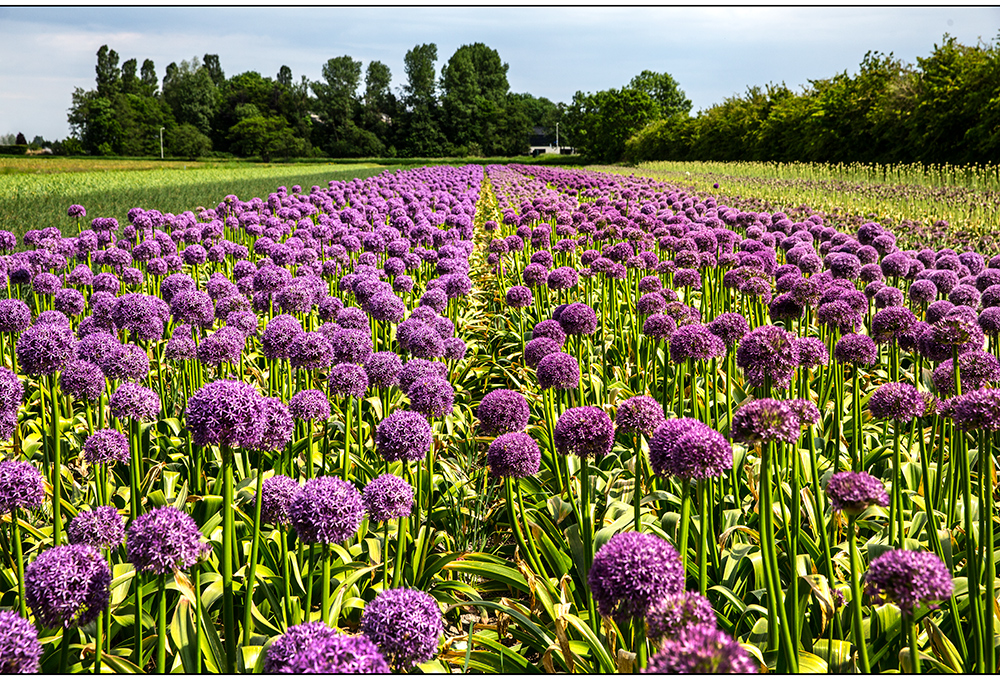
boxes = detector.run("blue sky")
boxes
[2,5,998,142]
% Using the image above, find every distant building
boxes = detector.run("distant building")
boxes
[528,125,574,157]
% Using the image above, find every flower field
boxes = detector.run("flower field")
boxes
[0,161,998,673]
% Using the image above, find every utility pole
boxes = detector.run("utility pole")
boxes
[556,122,560,151]
[159,127,165,159]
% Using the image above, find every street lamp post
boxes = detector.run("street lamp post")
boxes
[556,123,560,151]
[159,127,165,159]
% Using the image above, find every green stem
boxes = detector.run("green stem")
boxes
[909,615,922,673]
[156,574,167,673]
[678,483,691,584]
[698,479,708,596]
[133,571,143,666]
[242,458,266,644]
[49,376,62,545]
[12,514,25,619]
[321,542,331,625]
[221,444,236,673]
[392,515,407,589]
[847,518,872,674]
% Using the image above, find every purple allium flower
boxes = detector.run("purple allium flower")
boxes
[871,306,917,345]
[926,300,955,325]
[258,475,300,527]
[289,389,331,421]
[246,397,293,452]
[547,266,578,291]
[669,324,726,363]
[642,624,758,674]
[864,549,953,615]
[0,299,31,334]
[442,337,466,361]
[170,289,215,328]
[866,382,924,423]
[329,327,373,365]
[536,352,579,390]
[364,351,403,390]
[31,272,61,296]
[834,333,878,366]
[736,325,800,389]
[397,320,444,359]
[264,621,341,673]
[34,310,70,328]
[362,474,414,522]
[908,279,938,305]
[398,359,448,393]
[53,288,85,317]
[706,312,749,347]
[477,389,530,436]
[288,331,335,371]
[816,300,862,333]
[104,343,150,382]
[615,395,665,436]
[487,432,542,479]
[83,428,129,466]
[283,632,391,674]
[0,610,42,673]
[731,398,802,445]
[290,476,364,544]
[826,471,889,515]
[25,544,110,629]
[933,350,1000,396]
[645,591,717,639]
[795,337,829,368]
[66,505,125,550]
[505,285,533,308]
[376,410,432,463]
[127,505,210,575]
[588,532,684,622]
[0,460,44,514]
[979,307,1000,335]
[328,363,369,400]
[0,366,22,414]
[261,314,304,360]
[531,319,566,346]
[949,388,1000,431]
[108,382,160,422]
[651,418,732,479]
[16,322,76,376]
[67,204,86,218]
[406,373,454,419]
[360,588,443,670]
[523,337,561,369]
[558,302,597,336]
[642,313,677,341]
[636,292,667,317]
[185,379,262,448]
[553,406,614,460]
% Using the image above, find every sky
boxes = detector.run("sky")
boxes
[2,5,999,142]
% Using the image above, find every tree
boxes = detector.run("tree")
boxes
[203,54,225,86]
[168,123,212,159]
[312,56,362,130]
[565,87,660,162]
[628,70,692,117]
[360,60,396,150]
[397,43,446,156]
[228,115,306,161]
[440,43,514,154]
[162,57,219,135]
[14,133,26,145]
[140,59,158,97]
[277,65,293,87]
[95,45,121,98]
[121,58,140,95]
[68,89,122,154]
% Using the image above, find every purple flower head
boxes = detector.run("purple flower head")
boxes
[31,272,61,296]
[0,299,31,334]
[362,474,414,522]
[0,366,22,414]
[826,471,889,515]
[364,351,404,390]
[397,320,444,359]
[834,333,878,366]
[522,337,559,369]
[864,549,953,615]
[376,410,432,463]
[546,266,578,291]
[871,306,917,345]
[866,382,925,423]
[264,621,340,673]
[443,336,466,361]
[406,373,454,419]
[651,418,732,479]
[261,314,304,361]
[669,324,726,363]
[706,312,749,347]
[66,505,125,550]
[536,351,579,390]
[642,313,677,341]
[477,389,530,436]
[329,327,373,365]
[398,358,447,393]
[360,588,443,670]
[615,395,666,436]
[642,624,758,674]
[185,379,262,448]
[645,591,717,639]
[731,398,803,445]
[246,397,293,452]
[328,363,369,400]
[16,322,76,376]
[104,343,150,382]
[950,388,1000,431]
[558,302,597,336]
[290,476,364,544]
[283,633,391,674]
[736,325,800,390]
[83,429,129,466]
[289,389,331,421]
[0,611,42,673]
[258,475,301,527]
[25,544,110,629]
[53,288,85,317]
[554,406,614,460]
[505,285,533,308]
[588,532,684,622]
[109,382,160,422]
[0,461,45,514]
[170,289,215,328]
[287,332,334,371]
[127,505,209,575]
[531,319,566,346]
[933,350,1000,396]
[795,336,829,368]
[487,432,542,479]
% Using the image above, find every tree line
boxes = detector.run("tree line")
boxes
[63,43,571,160]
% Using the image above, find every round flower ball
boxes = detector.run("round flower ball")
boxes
[16,322,77,376]
[25,544,111,629]
[66,505,125,550]
[730,398,803,446]
[826,471,889,516]
[588,531,684,622]
[290,476,364,544]
[362,474,414,523]
[642,624,758,674]
[0,460,45,515]
[554,406,614,461]
[109,382,160,422]
[864,549,953,615]
[653,418,733,480]
[524,337,562,369]
[406,373,454,419]
[376,410,433,463]
[615,395,665,436]
[868,382,925,422]
[264,621,340,673]
[360,588,443,670]
[284,633,390,674]
[0,610,42,673]
[487,432,542,479]
[257,474,300,527]
[558,302,597,336]
[834,333,878,366]
[645,591,717,639]
[288,389,331,422]
[536,351,579,391]
[477,389,530,436]
[83,428,130,466]
[126,505,210,574]
[185,379,262,448]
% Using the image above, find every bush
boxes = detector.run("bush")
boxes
[0,145,27,156]
[168,124,213,160]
